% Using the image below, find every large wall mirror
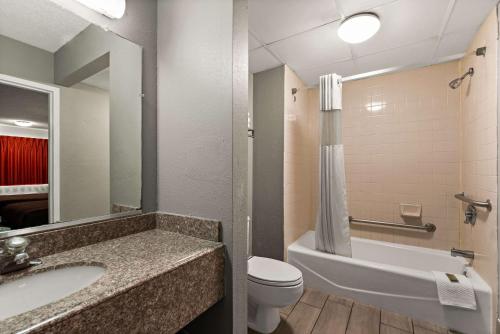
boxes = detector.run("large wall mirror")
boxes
[0,0,142,235]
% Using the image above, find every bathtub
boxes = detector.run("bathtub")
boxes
[288,231,492,334]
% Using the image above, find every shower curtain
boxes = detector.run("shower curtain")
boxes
[315,74,352,257]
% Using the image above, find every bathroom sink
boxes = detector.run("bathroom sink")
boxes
[0,265,105,321]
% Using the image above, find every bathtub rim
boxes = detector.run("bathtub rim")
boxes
[288,230,491,295]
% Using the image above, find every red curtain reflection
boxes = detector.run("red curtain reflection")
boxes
[0,136,48,186]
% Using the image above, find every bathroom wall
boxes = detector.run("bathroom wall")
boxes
[253,65,285,260]
[338,61,462,250]
[157,0,248,333]
[252,65,319,259]
[60,84,110,221]
[283,66,317,257]
[305,62,462,250]
[459,8,498,325]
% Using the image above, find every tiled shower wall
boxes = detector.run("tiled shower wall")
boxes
[341,61,462,250]
[459,9,498,323]
[284,66,317,257]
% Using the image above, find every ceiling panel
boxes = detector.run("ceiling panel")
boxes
[335,0,398,16]
[249,0,340,44]
[249,33,262,51]
[268,22,352,72]
[250,47,282,74]
[354,38,438,74]
[0,0,89,52]
[435,30,476,60]
[298,60,358,86]
[250,0,498,85]
[445,0,497,34]
[350,0,449,57]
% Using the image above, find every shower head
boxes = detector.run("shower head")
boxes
[448,78,462,90]
[449,67,474,89]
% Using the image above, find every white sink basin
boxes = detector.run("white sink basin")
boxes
[0,265,105,320]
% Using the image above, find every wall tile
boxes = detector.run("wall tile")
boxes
[332,61,463,250]
[459,9,498,328]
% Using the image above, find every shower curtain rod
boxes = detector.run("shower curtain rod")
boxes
[340,53,469,83]
[336,46,486,84]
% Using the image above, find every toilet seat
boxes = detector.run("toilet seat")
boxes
[248,256,303,287]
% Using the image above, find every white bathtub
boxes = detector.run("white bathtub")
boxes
[288,231,492,334]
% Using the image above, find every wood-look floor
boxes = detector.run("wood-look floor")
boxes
[249,288,455,334]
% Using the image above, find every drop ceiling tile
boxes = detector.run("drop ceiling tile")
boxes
[249,33,262,51]
[350,0,449,57]
[435,30,476,60]
[335,0,398,16]
[355,38,438,74]
[249,0,340,44]
[297,60,358,86]
[445,0,497,34]
[268,21,352,72]
[249,47,282,74]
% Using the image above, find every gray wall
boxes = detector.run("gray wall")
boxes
[60,84,110,221]
[55,25,142,211]
[157,0,247,333]
[0,35,54,83]
[51,0,158,212]
[252,66,285,260]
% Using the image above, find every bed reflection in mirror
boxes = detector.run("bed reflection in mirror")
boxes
[0,0,142,232]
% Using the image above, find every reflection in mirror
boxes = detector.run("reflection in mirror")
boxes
[0,0,142,233]
[0,84,49,232]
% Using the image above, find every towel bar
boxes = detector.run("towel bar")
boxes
[349,216,436,232]
[454,192,492,211]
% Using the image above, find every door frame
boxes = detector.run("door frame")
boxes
[0,73,60,223]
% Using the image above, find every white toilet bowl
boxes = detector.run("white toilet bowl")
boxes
[247,256,303,333]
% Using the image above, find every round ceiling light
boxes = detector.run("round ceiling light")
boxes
[338,12,381,44]
[14,120,33,127]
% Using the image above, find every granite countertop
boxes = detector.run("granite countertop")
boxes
[0,229,223,334]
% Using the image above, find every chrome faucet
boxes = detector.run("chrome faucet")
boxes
[451,248,474,260]
[0,236,41,274]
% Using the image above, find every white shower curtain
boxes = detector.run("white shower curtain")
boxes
[315,74,352,257]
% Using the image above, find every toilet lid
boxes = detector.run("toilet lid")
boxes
[248,256,303,287]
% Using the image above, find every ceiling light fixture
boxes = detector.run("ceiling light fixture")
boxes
[338,12,380,44]
[75,0,126,19]
[14,120,33,127]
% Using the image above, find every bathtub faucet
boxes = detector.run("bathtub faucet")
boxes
[451,248,474,260]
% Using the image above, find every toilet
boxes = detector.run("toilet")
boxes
[247,256,303,333]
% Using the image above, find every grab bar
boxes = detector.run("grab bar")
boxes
[454,192,492,211]
[348,216,436,232]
